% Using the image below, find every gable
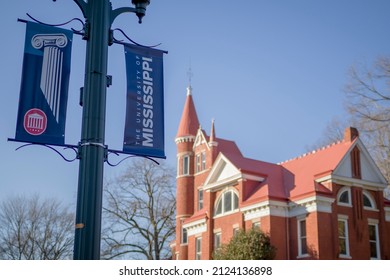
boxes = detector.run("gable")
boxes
[332,139,387,187]
[203,153,241,191]
[193,129,207,147]
[203,153,267,193]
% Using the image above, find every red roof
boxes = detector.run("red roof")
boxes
[228,154,287,205]
[176,90,200,138]
[216,137,357,204]
[280,139,356,199]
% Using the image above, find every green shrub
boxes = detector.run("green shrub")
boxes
[213,228,276,260]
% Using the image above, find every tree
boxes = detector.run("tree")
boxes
[101,158,176,260]
[0,195,74,260]
[344,56,390,185]
[213,228,276,260]
[310,56,390,197]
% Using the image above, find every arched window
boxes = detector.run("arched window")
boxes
[363,190,376,210]
[214,189,239,216]
[337,187,352,207]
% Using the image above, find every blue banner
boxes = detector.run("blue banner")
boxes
[123,44,166,158]
[15,22,72,145]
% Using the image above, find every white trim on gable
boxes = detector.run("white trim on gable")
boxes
[316,174,387,190]
[203,153,265,192]
[333,139,387,186]
[193,129,210,150]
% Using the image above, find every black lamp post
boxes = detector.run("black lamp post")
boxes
[72,0,150,260]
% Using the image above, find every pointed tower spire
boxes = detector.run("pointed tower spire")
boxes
[209,119,218,164]
[209,119,217,146]
[176,68,200,140]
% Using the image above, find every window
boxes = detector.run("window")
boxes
[195,154,201,173]
[233,227,240,237]
[224,191,232,212]
[214,190,239,216]
[201,152,206,171]
[363,190,376,210]
[337,187,352,207]
[214,233,221,251]
[298,218,308,257]
[252,221,260,229]
[195,152,206,173]
[338,218,350,258]
[368,223,380,259]
[181,228,188,244]
[182,155,189,175]
[195,237,202,260]
[198,189,204,210]
[351,146,361,179]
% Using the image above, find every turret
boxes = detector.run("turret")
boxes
[174,85,199,259]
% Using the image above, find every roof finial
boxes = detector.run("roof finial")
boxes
[186,64,193,96]
[187,65,193,86]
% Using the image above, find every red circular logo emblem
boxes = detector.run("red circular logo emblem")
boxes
[24,108,47,136]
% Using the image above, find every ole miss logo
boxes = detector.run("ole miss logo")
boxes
[24,108,47,136]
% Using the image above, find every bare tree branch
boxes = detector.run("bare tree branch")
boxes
[101,158,176,260]
[0,195,74,260]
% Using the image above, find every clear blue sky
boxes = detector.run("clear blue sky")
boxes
[1,0,389,206]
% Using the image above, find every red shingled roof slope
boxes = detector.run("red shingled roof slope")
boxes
[176,90,200,138]
[280,139,356,199]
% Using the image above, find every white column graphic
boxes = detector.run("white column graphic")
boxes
[32,34,68,123]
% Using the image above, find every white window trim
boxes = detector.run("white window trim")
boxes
[195,237,202,260]
[198,188,204,211]
[368,221,381,260]
[297,217,309,258]
[214,188,239,218]
[363,190,377,211]
[201,151,206,171]
[338,216,351,259]
[337,186,352,207]
[195,153,201,173]
[252,220,261,229]
[214,232,221,251]
[181,227,188,244]
[183,155,190,176]
[195,151,207,175]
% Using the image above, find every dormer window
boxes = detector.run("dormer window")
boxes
[351,146,361,179]
[214,189,239,217]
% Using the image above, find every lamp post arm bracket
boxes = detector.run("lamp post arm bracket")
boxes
[73,0,87,19]
[111,28,162,49]
[8,138,79,163]
[106,150,160,167]
[19,13,85,35]
[111,7,137,25]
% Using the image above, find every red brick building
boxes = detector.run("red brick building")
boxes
[171,86,390,260]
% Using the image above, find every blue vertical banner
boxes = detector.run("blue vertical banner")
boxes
[123,44,166,158]
[15,22,72,145]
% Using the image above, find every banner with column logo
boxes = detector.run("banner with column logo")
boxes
[123,44,166,158]
[14,22,73,145]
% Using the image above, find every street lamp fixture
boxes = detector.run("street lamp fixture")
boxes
[132,0,150,23]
